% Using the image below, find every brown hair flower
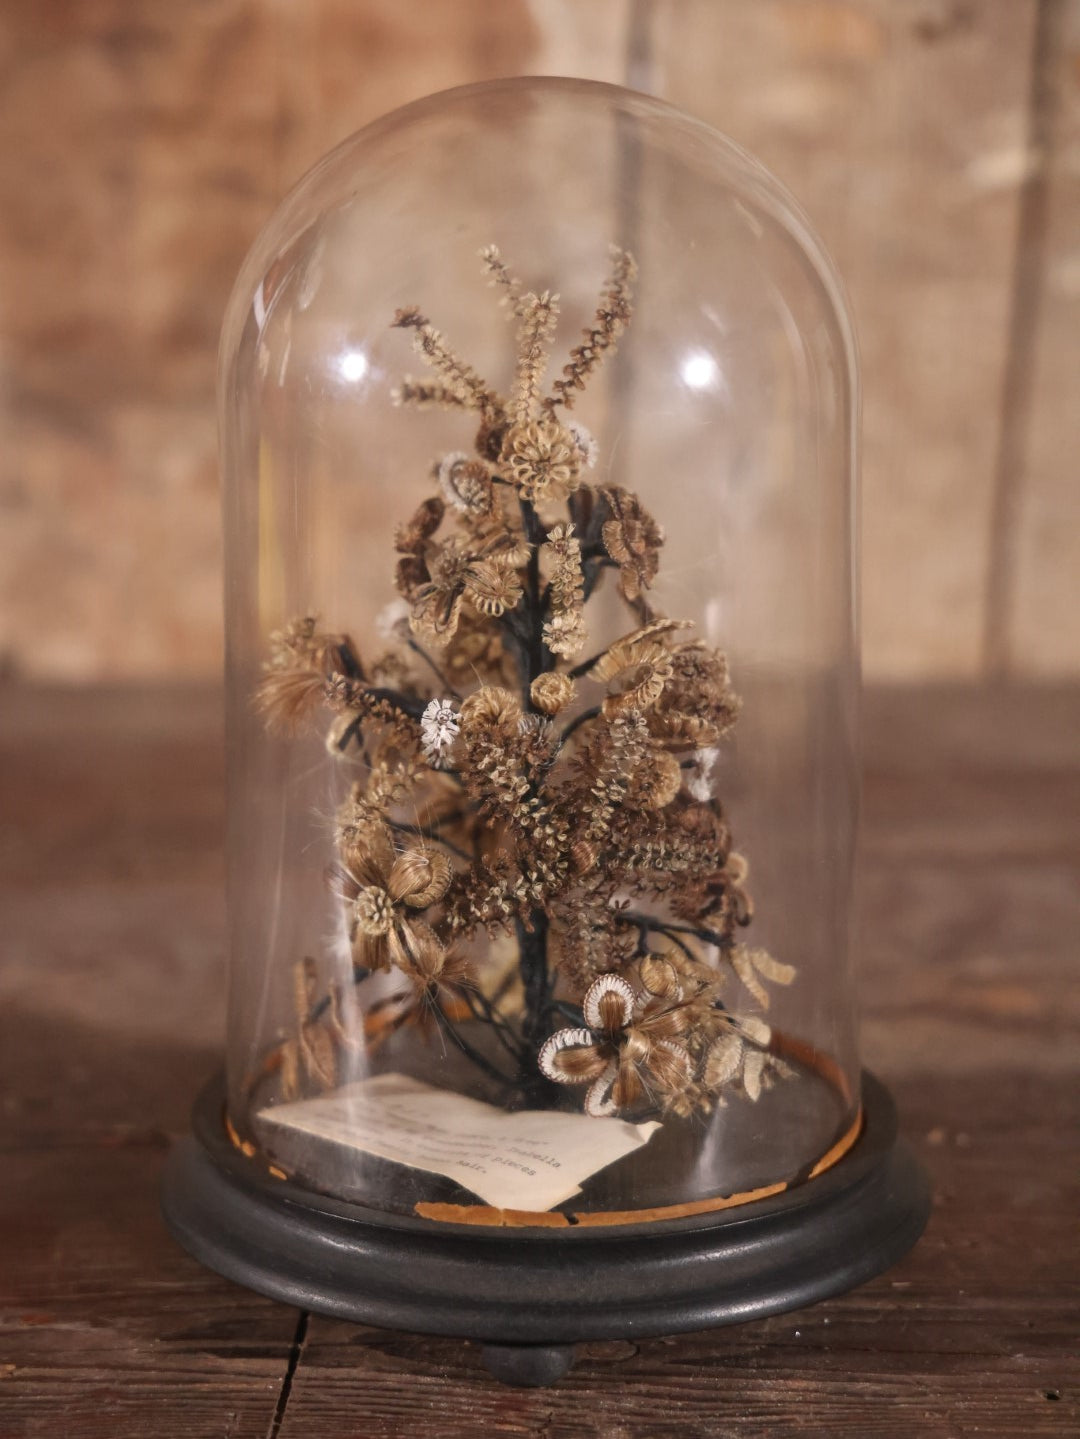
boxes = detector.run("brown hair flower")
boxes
[599,485,664,601]
[504,415,582,503]
[530,671,575,715]
[589,619,691,717]
[437,452,495,515]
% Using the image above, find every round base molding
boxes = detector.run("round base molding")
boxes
[162,1071,929,1385]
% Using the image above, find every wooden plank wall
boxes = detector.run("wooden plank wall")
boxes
[0,0,1075,681]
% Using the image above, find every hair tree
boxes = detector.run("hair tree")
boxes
[256,246,795,1119]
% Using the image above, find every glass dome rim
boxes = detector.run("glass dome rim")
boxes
[218,74,858,390]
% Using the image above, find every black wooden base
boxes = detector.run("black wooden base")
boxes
[162,1071,929,1386]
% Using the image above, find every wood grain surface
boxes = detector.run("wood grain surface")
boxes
[0,680,1077,1436]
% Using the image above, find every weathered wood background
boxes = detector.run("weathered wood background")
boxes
[0,0,1077,682]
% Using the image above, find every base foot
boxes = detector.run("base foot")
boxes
[481,1343,576,1387]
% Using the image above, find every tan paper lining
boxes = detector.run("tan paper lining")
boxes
[227,1028,862,1228]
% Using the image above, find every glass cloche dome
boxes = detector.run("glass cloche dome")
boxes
[217,76,863,1226]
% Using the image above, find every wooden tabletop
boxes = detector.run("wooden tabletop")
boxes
[1,682,1077,1438]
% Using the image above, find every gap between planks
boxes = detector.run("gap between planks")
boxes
[267,1310,310,1439]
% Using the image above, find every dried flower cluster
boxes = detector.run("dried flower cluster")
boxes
[258,246,795,1119]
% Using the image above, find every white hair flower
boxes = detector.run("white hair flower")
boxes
[420,697,460,768]
[375,597,412,642]
[686,745,719,802]
[565,418,598,470]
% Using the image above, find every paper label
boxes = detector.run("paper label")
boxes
[258,1072,660,1211]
